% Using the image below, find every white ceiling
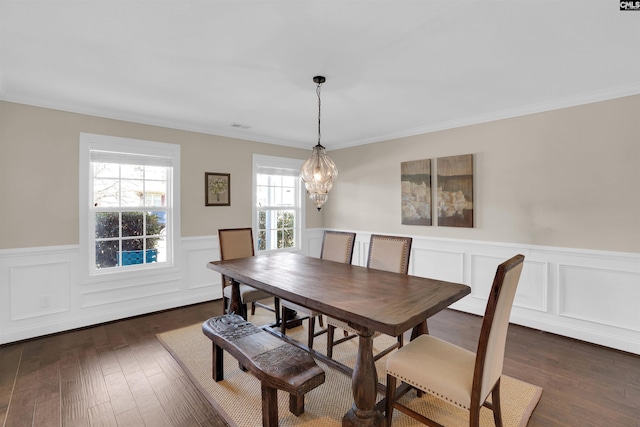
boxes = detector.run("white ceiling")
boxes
[1,1,638,150]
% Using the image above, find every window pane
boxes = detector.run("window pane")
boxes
[122,212,143,237]
[96,240,118,269]
[147,211,165,234]
[94,179,119,207]
[282,176,296,186]
[122,238,143,252]
[257,230,266,251]
[257,174,269,185]
[152,236,166,262]
[283,229,294,248]
[121,164,143,179]
[256,186,268,207]
[95,212,120,238]
[258,210,266,229]
[282,188,295,206]
[94,162,119,179]
[120,180,144,206]
[145,166,166,180]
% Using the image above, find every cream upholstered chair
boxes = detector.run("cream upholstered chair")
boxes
[385,254,525,427]
[280,230,356,349]
[326,234,412,360]
[218,228,280,324]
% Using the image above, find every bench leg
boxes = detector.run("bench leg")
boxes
[213,343,224,381]
[261,383,278,427]
[289,393,305,416]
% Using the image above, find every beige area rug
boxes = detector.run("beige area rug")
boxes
[157,311,542,427]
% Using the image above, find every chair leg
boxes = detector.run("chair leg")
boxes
[318,314,324,327]
[280,305,288,335]
[251,301,256,315]
[327,325,336,358]
[274,297,281,325]
[470,405,481,427]
[492,378,503,427]
[385,374,397,426]
[307,316,315,349]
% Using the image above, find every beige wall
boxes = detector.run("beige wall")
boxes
[3,96,639,253]
[323,95,640,253]
[0,101,322,250]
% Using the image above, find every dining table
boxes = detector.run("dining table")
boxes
[207,251,471,427]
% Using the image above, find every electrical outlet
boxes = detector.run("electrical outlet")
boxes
[40,295,51,308]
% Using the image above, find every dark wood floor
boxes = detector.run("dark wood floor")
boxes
[1,301,638,427]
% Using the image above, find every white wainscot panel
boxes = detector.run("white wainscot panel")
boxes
[469,254,546,312]
[513,259,547,312]
[470,254,507,299]
[10,261,70,320]
[186,245,220,291]
[559,264,640,331]
[411,248,464,283]
[81,277,181,308]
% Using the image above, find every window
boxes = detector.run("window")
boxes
[253,154,304,252]
[80,133,180,275]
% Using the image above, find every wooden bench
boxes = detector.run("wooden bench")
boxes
[202,314,325,427]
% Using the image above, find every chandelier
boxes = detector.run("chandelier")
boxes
[300,76,338,211]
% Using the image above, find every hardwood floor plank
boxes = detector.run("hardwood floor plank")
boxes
[33,395,61,427]
[88,401,118,427]
[147,371,201,427]
[124,369,171,426]
[0,345,22,426]
[104,371,137,416]
[114,408,145,427]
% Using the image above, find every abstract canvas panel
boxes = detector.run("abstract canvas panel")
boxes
[401,159,432,226]
[437,154,473,227]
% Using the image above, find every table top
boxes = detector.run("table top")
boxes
[207,252,471,337]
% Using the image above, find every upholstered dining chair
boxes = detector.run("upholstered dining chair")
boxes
[218,228,280,324]
[280,230,356,349]
[385,254,525,427]
[326,234,412,360]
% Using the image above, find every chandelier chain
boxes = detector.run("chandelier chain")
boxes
[317,80,322,145]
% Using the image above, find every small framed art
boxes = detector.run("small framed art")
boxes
[205,172,230,206]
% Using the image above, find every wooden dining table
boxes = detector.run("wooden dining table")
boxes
[207,251,470,427]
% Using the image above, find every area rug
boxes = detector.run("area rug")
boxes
[157,311,542,427]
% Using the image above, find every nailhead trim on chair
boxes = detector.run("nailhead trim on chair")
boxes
[388,372,470,410]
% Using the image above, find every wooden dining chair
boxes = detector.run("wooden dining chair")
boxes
[280,230,356,349]
[326,234,412,360]
[218,228,280,324]
[385,254,525,427]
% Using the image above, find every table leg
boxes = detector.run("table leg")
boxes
[342,329,385,427]
[229,278,242,317]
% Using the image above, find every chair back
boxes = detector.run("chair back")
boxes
[366,234,412,274]
[218,228,255,261]
[473,254,525,403]
[321,231,356,264]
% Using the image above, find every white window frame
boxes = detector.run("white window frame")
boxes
[252,154,305,253]
[80,133,181,278]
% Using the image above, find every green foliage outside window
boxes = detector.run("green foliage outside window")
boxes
[95,212,163,268]
[258,210,295,251]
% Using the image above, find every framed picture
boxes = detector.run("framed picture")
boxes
[205,172,230,206]
[436,154,473,227]
[401,159,432,226]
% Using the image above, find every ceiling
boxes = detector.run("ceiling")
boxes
[1,1,638,150]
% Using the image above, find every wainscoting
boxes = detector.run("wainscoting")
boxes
[1,229,638,355]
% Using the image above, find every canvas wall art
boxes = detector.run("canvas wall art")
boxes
[437,154,473,227]
[401,159,432,226]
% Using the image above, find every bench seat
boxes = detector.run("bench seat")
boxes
[202,314,325,426]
